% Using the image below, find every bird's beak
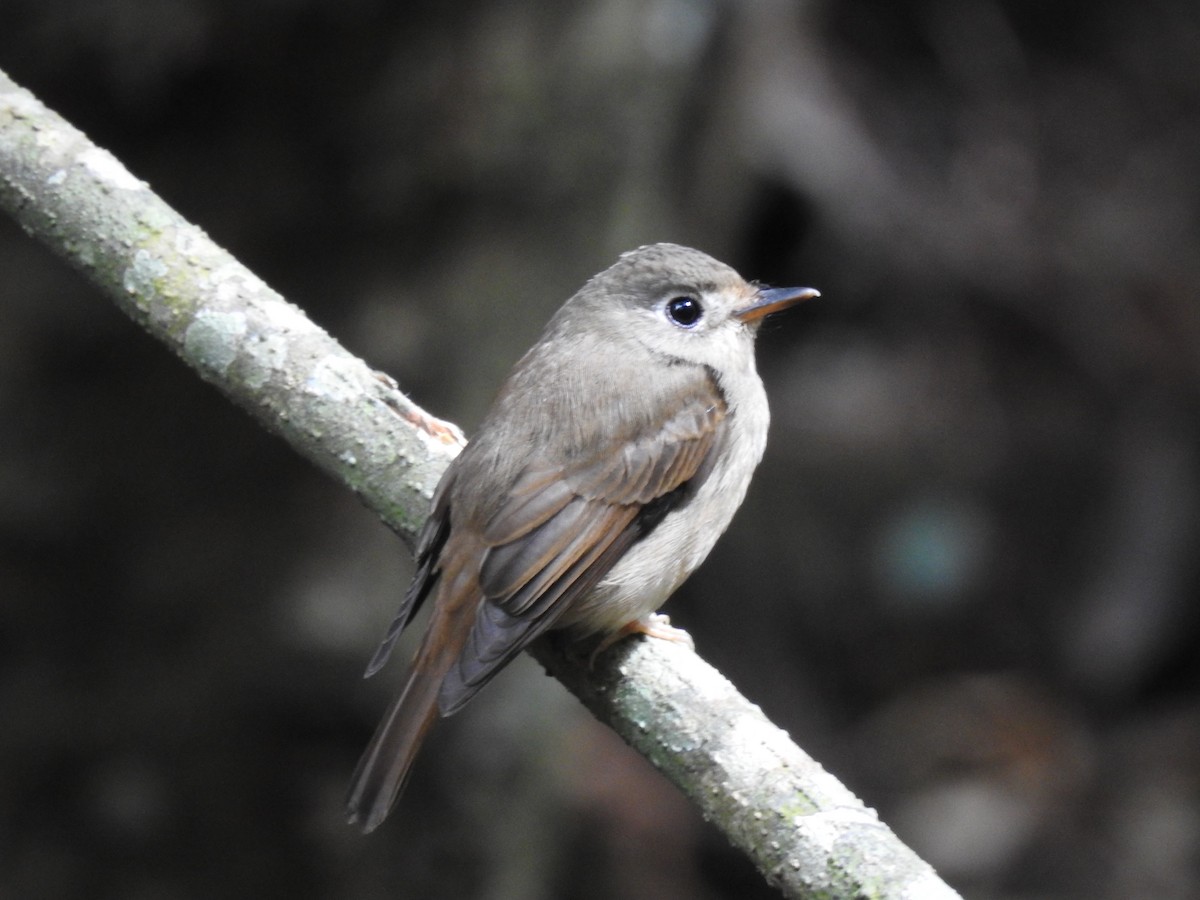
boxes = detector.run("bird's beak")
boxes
[734,285,820,323]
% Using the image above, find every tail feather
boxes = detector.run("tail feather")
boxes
[345,662,444,832]
[346,566,476,832]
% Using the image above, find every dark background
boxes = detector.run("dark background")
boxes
[3,1,1199,897]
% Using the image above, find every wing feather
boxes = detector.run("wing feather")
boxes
[439,501,641,714]
[371,369,729,717]
[363,473,455,678]
[434,382,727,713]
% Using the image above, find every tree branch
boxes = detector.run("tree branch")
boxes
[0,69,461,548]
[0,68,960,899]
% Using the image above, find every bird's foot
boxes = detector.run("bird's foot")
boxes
[589,613,694,666]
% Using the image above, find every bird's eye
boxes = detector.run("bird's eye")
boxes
[665,295,703,328]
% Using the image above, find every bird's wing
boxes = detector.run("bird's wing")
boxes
[362,471,455,678]
[437,375,727,714]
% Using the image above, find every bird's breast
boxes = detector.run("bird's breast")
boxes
[560,371,770,635]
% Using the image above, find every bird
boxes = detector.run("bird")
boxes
[346,242,817,832]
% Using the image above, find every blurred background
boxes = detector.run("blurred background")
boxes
[2,0,1198,897]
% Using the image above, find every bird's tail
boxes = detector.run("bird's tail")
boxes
[345,570,474,833]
